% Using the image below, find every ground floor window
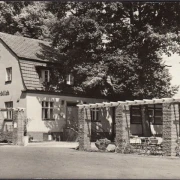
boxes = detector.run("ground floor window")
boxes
[130,106,142,124]
[130,104,162,125]
[147,104,162,125]
[90,108,100,122]
[5,101,13,120]
[42,101,54,120]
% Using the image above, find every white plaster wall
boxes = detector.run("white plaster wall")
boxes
[0,41,26,113]
[26,93,107,133]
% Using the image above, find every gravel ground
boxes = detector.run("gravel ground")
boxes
[0,145,180,179]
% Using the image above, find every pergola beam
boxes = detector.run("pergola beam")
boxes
[77,98,180,109]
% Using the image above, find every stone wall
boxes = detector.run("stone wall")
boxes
[78,108,91,151]
[115,105,130,153]
[12,110,25,145]
[162,103,179,156]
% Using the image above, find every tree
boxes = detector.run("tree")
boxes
[0,2,178,100]
[0,1,59,40]
[0,1,32,34]
[13,2,57,40]
[41,2,178,100]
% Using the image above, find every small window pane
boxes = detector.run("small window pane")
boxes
[155,104,162,108]
[131,106,141,124]
[50,102,53,107]
[50,109,53,119]
[44,109,48,119]
[154,117,162,124]
[45,102,49,107]
[155,109,162,116]
[5,101,13,120]
[131,116,142,124]
[131,108,141,115]
[91,108,100,122]
[148,104,154,108]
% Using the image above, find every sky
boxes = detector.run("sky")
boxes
[163,53,180,97]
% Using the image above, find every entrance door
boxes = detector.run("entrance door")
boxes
[64,103,78,141]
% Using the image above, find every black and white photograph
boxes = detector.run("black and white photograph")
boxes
[0,1,180,179]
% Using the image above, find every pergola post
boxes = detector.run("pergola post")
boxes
[78,108,91,151]
[162,103,179,156]
[115,105,130,153]
[12,109,25,146]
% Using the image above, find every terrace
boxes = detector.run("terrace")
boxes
[77,98,180,156]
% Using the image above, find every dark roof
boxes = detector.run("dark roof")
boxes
[0,32,50,61]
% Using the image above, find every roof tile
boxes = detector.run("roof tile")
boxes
[0,32,50,61]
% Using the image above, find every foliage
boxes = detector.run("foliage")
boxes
[0,131,13,143]
[42,2,179,100]
[13,2,57,40]
[0,2,180,100]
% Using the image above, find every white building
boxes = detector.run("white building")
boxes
[0,32,110,142]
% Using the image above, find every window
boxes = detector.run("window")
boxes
[130,106,142,124]
[66,74,74,85]
[6,67,12,82]
[40,70,50,83]
[5,101,13,120]
[44,70,50,82]
[42,101,54,120]
[148,104,162,125]
[90,108,100,122]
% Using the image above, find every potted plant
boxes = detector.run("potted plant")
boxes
[95,138,111,151]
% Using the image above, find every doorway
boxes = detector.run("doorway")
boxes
[64,102,78,141]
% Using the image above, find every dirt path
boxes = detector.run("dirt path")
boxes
[0,146,180,179]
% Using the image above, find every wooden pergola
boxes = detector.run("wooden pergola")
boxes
[77,97,180,156]
[77,98,180,109]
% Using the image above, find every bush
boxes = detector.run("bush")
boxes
[0,131,13,143]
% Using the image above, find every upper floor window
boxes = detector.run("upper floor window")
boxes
[42,101,54,120]
[66,74,74,85]
[41,70,50,83]
[6,67,12,82]
[5,101,13,120]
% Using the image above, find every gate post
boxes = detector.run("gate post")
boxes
[12,109,25,146]
[115,105,130,153]
[162,103,179,156]
[78,108,91,151]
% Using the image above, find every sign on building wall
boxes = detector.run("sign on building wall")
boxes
[0,90,9,96]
